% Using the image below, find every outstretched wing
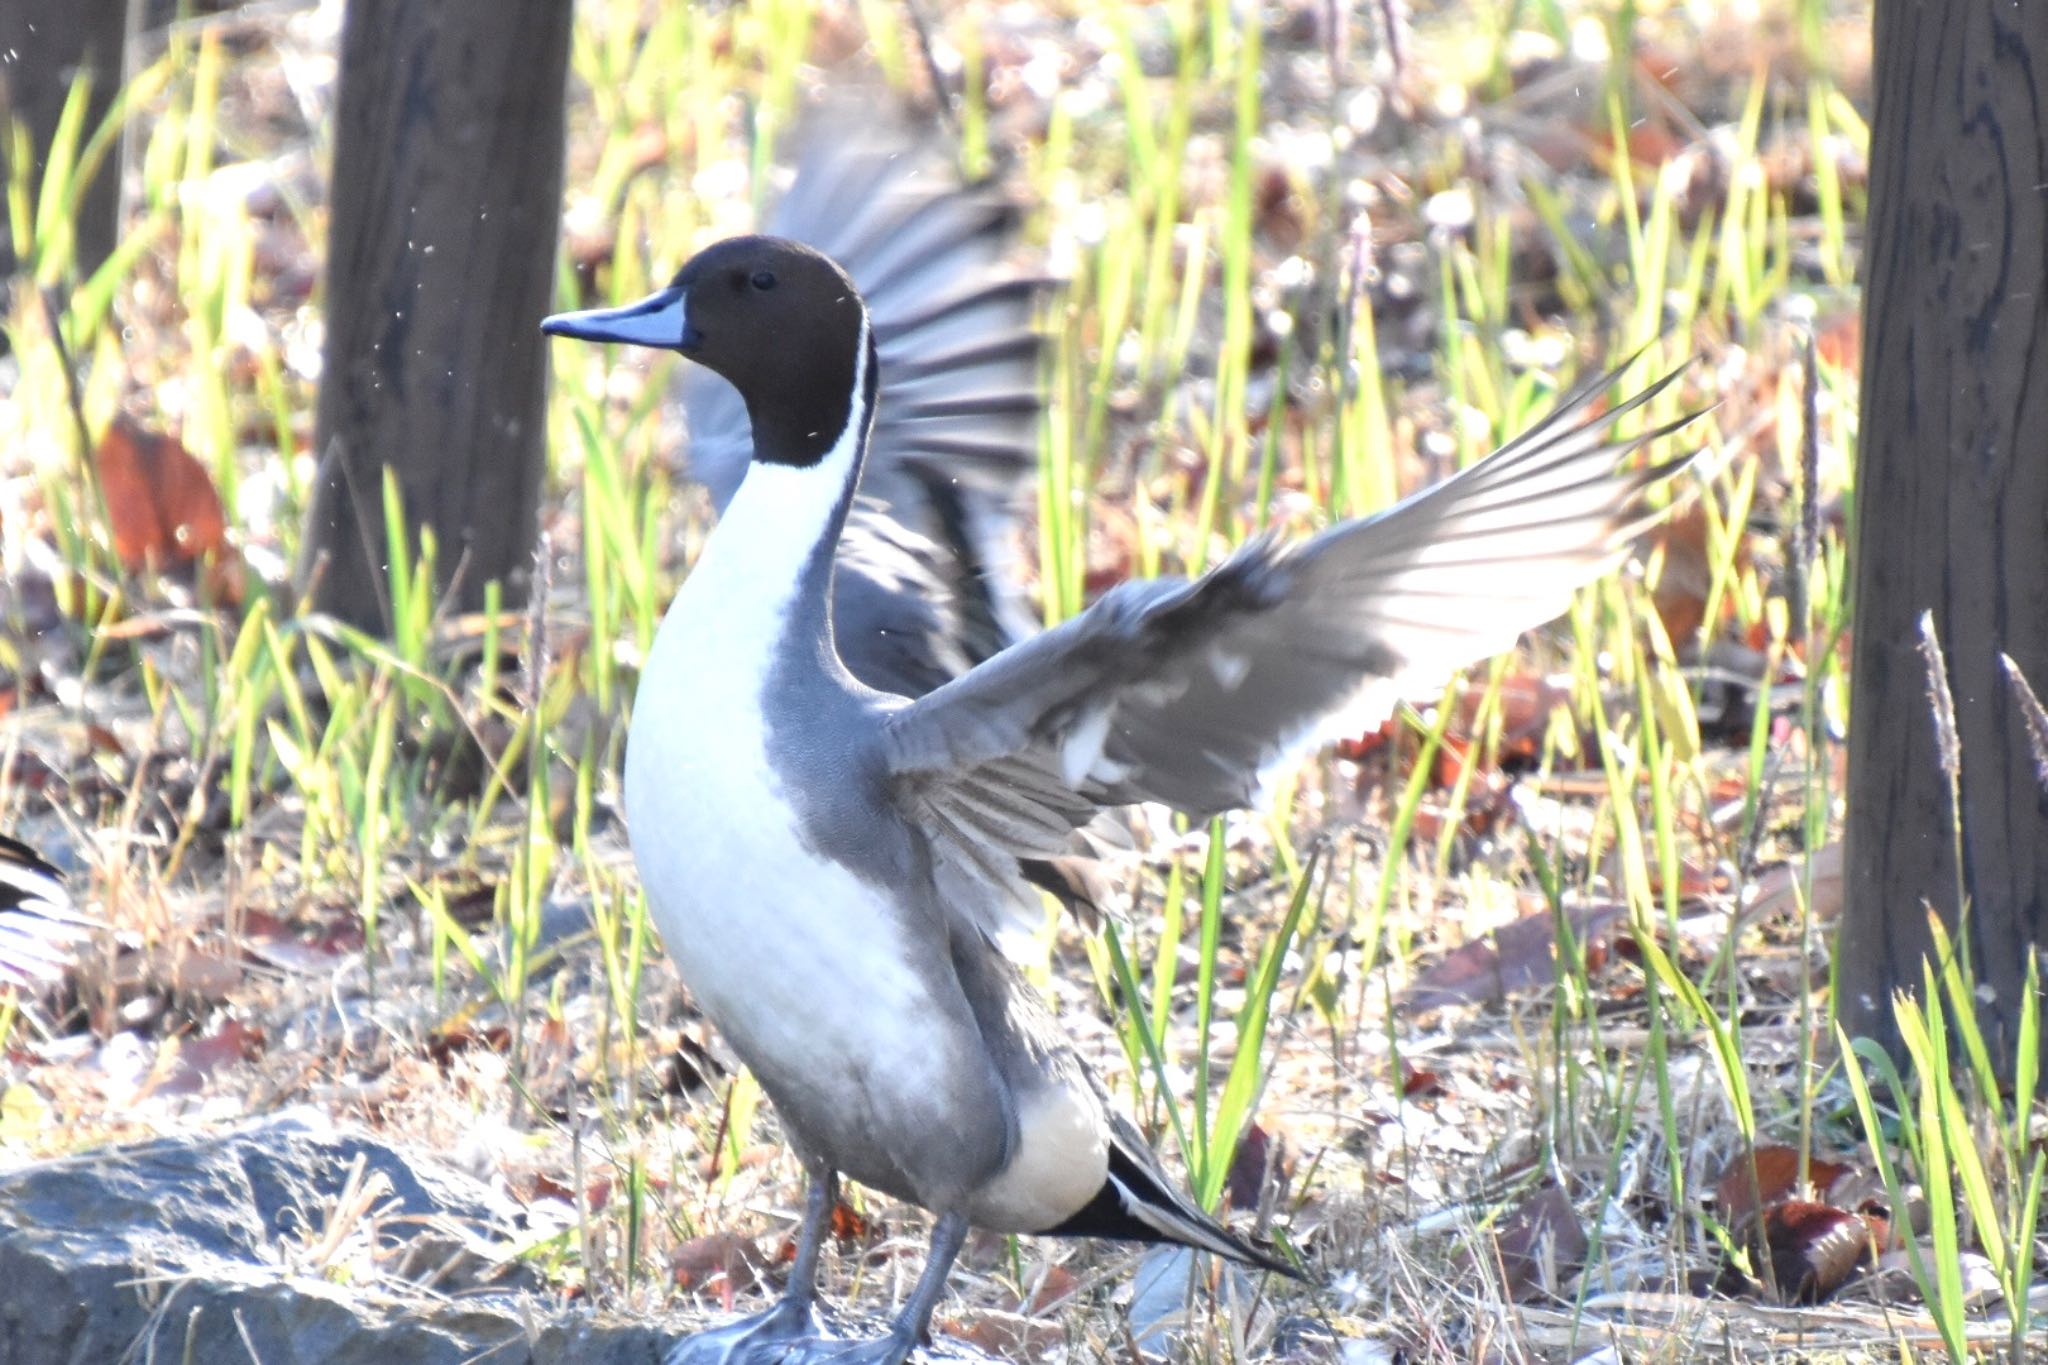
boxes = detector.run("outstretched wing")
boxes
[0,835,88,989]
[879,362,1702,931]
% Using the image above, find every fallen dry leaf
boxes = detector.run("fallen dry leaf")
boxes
[1223,1120,1276,1212]
[1003,1263,1079,1316]
[1714,1144,1854,1230]
[672,1232,767,1294]
[828,1198,873,1244]
[1875,1244,2001,1306]
[160,1018,266,1095]
[1648,501,1718,646]
[94,417,228,572]
[143,944,243,1001]
[1405,902,1628,1009]
[941,1309,1065,1358]
[1491,1183,1588,1302]
[1757,1200,1875,1303]
[425,1021,513,1068]
[530,1170,613,1213]
[1399,1066,1446,1099]
[1740,842,1844,929]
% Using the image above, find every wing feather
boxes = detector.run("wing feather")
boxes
[0,835,90,989]
[879,360,1706,935]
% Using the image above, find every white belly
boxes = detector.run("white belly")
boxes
[621,593,993,1197]
[625,634,931,1054]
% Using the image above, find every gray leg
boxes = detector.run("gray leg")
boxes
[780,1168,839,1319]
[870,1210,972,1363]
[801,1211,975,1365]
[664,1170,840,1365]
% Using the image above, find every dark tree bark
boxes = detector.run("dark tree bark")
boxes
[1840,3,2048,1063]
[302,0,571,628]
[0,0,129,278]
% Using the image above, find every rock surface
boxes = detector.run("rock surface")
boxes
[0,1110,669,1364]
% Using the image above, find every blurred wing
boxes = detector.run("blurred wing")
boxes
[831,499,981,697]
[682,113,1050,669]
[880,362,1702,931]
[0,834,88,989]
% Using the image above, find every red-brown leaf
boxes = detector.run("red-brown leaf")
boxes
[940,1311,1066,1358]
[1758,1200,1873,1303]
[161,1018,265,1094]
[1715,1144,1854,1231]
[1405,902,1628,1008]
[1400,1066,1447,1099]
[672,1232,766,1293]
[1223,1120,1273,1210]
[94,417,227,571]
[829,1199,873,1243]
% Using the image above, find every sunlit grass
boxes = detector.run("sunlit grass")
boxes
[7,0,2012,1358]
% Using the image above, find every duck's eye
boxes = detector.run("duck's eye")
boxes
[750,270,777,291]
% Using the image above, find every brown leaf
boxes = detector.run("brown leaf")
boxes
[425,1022,513,1068]
[1740,843,1845,929]
[1223,1120,1273,1211]
[148,945,243,1001]
[1648,501,1715,644]
[1489,673,1575,762]
[1758,1200,1873,1303]
[940,1310,1065,1359]
[1405,902,1628,1009]
[1255,164,1308,252]
[161,1018,265,1094]
[829,1199,873,1243]
[1020,1264,1078,1315]
[672,1232,767,1293]
[1399,1066,1446,1100]
[440,882,498,929]
[1492,1184,1588,1301]
[532,1171,612,1213]
[1715,1144,1851,1231]
[240,908,358,973]
[663,1033,726,1094]
[94,417,227,572]
[1814,310,1862,373]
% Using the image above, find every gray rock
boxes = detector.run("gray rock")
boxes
[0,1109,670,1364]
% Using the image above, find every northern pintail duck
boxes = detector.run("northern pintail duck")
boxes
[544,235,1698,1361]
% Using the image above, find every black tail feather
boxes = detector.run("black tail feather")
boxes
[1044,1127,1303,1280]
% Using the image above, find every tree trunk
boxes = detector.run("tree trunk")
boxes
[0,0,129,279]
[301,0,570,628]
[1840,2,2048,1064]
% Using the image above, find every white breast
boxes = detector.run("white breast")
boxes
[619,341,991,1179]
[623,619,941,1099]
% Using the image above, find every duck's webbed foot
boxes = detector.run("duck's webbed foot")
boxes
[663,1295,818,1365]
[667,1169,841,1365]
[728,1318,999,1365]
[668,1209,993,1365]
[786,1209,991,1364]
